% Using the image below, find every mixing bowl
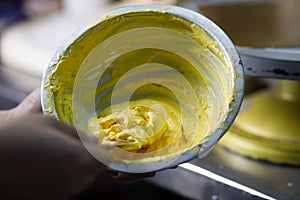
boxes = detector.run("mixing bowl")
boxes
[41,5,244,173]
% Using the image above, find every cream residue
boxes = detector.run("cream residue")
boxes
[95,105,169,150]
[88,99,191,153]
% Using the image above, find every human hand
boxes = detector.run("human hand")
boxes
[0,87,42,121]
[0,88,155,199]
[0,114,114,200]
[98,170,156,183]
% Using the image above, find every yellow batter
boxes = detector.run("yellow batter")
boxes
[87,95,195,153]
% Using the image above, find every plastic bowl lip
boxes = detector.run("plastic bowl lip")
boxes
[41,4,244,172]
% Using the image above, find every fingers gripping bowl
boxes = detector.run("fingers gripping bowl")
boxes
[41,5,244,173]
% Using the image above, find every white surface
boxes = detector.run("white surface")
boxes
[1,0,177,78]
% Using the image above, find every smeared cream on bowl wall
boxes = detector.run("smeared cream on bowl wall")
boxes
[42,5,243,172]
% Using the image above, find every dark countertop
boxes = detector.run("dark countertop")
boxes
[148,145,300,200]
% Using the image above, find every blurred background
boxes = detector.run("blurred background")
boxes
[0,0,177,108]
[1,0,300,199]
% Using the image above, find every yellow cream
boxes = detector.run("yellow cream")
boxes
[88,94,193,153]
[45,11,227,121]
[88,103,179,152]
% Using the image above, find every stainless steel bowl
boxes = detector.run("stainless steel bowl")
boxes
[41,5,244,173]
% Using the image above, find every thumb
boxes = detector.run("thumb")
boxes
[12,87,42,118]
